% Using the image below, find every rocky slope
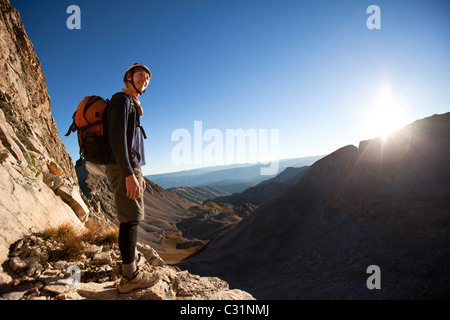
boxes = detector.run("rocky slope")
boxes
[178,113,450,299]
[215,166,310,206]
[176,200,257,241]
[1,231,254,300]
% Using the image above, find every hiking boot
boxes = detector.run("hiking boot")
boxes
[117,268,158,294]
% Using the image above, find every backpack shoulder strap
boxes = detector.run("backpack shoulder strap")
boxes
[112,92,135,115]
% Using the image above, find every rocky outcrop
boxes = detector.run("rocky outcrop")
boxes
[0,0,91,281]
[1,233,254,300]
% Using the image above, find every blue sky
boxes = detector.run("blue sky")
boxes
[10,0,450,175]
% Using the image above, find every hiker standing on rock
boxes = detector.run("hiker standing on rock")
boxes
[105,63,155,293]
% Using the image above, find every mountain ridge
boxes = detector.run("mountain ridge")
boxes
[178,113,450,299]
[215,165,310,206]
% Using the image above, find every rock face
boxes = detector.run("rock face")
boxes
[0,0,76,181]
[179,114,450,299]
[0,0,89,280]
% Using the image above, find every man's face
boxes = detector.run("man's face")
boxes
[130,69,151,93]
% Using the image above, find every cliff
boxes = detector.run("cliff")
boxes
[0,0,89,282]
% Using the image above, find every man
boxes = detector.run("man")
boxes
[105,63,154,293]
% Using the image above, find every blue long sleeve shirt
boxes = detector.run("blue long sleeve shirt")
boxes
[106,92,146,177]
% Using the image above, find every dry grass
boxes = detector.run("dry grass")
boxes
[38,222,118,261]
[38,223,84,261]
[84,220,119,245]
[96,229,119,245]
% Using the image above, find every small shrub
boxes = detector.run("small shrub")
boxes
[38,222,118,262]
[39,224,84,261]
[58,232,84,261]
[98,230,119,245]
[38,226,58,240]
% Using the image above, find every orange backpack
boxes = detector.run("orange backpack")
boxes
[65,96,111,165]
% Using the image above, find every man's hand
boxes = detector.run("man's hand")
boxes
[125,174,141,200]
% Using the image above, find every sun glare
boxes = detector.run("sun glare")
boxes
[364,84,409,139]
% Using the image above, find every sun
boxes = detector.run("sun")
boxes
[364,84,409,139]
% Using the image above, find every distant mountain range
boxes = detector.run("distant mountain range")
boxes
[178,113,450,299]
[167,165,311,206]
[167,185,231,205]
[146,155,324,189]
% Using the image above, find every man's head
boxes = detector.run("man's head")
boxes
[123,63,152,95]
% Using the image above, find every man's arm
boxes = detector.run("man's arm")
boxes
[108,93,134,177]
[108,94,141,199]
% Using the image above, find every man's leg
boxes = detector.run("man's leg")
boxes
[119,220,139,278]
[106,164,156,292]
